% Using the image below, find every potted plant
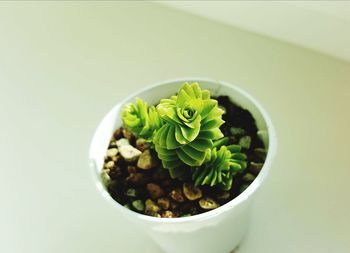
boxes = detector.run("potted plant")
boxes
[89,78,276,253]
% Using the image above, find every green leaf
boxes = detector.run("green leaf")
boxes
[166,125,181,150]
[198,128,224,140]
[201,99,217,119]
[201,118,225,131]
[180,124,200,142]
[202,90,210,100]
[227,144,241,153]
[176,148,202,166]
[176,89,191,107]
[181,82,196,98]
[180,144,206,164]
[188,138,213,152]
[191,82,202,98]
[175,125,188,145]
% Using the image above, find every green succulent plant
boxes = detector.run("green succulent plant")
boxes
[122,98,162,141]
[192,144,247,190]
[153,82,225,178]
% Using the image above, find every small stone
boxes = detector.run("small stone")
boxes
[157,197,170,210]
[125,188,137,197]
[239,136,252,149]
[135,138,150,152]
[249,162,263,175]
[101,171,111,186]
[169,188,185,203]
[104,161,115,169]
[106,148,118,157]
[170,200,178,210]
[127,165,137,174]
[109,140,117,148]
[182,183,202,201]
[230,127,246,135]
[216,191,230,200]
[199,197,220,210]
[254,148,267,160]
[150,213,161,218]
[137,149,158,170]
[132,200,145,212]
[108,166,122,180]
[239,184,250,193]
[116,138,130,148]
[242,173,255,182]
[145,199,160,214]
[119,145,142,162]
[111,155,120,162]
[146,183,164,199]
[113,128,123,139]
[161,210,176,218]
[122,128,135,141]
[126,173,146,185]
[123,204,131,209]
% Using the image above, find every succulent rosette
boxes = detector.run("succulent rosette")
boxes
[122,98,162,141]
[192,144,247,190]
[153,82,225,177]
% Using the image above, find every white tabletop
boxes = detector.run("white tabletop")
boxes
[1,2,349,253]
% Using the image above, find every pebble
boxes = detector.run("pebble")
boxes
[126,173,147,185]
[122,128,134,141]
[242,173,255,182]
[216,191,230,200]
[106,148,118,157]
[146,183,164,199]
[182,183,202,201]
[170,200,179,210]
[254,148,267,160]
[169,188,185,203]
[113,128,123,139]
[230,127,246,135]
[127,165,137,174]
[119,145,142,162]
[199,197,220,210]
[101,171,111,186]
[116,138,130,148]
[135,138,150,152]
[239,184,250,193]
[137,149,158,170]
[125,188,137,197]
[249,162,263,175]
[109,140,117,148]
[157,197,170,210]
[132,200,145,212]
[161,210,176,218]
[111,155,120,162]
[145,199,160,214]
[104,161,115,169]
[239,136,252,149]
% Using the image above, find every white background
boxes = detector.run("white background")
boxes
[1,2,349,253]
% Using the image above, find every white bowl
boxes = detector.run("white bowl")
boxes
[89,78,277,253]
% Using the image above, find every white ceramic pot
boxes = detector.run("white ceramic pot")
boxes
[89,78,277,253]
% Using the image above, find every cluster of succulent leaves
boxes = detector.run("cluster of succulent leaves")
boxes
[122,82,247,190]
[122,98,162,141]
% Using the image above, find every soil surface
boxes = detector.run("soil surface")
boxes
[101,96,266,218]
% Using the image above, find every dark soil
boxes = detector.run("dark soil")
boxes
[101,96,267,218]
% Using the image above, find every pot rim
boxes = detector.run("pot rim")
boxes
[89,77,277,224]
